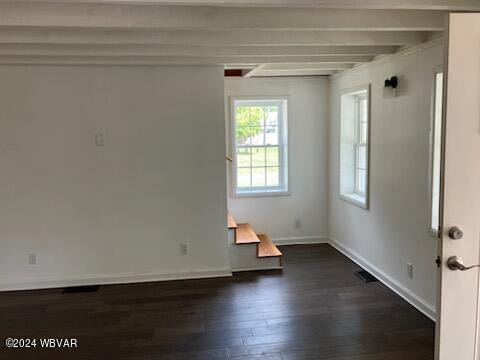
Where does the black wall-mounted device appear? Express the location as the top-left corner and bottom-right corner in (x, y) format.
(385, 76), (398, 89)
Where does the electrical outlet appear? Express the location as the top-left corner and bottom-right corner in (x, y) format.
(28, 253), (37, 265)
(294, 219), (301, 228)
(180, 243), (188, 256)
(95, 132), (105, 147)
(407, 263), (413, 279)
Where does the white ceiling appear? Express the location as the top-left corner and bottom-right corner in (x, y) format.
(0, 0), (475, 76)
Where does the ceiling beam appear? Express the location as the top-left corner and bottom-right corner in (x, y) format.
(255, 69), (337, 76)
(5, 0), (479, 11)
(0, 29), (428, 46)
(225, 64), (255, 69)
(0, 54), (373, 65)
(263, 63), (353, 70)
(0, 43), (398, 57)
(242, 64), (266, 78)
(0, 3), (446, 31)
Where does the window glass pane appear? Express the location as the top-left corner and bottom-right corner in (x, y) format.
(236, 106), (252, 127)
(252, 167), (266, 187)
(266, 147), (279, 166)
(250, 106), (265, 127)
(357, 169), (366, 194)
(237, 168), (251, 188)
(236, 126), (252, 145)
(251, 126), (266, 146)
(357, 100), (364, 123)
(265, 126), (279, 145)
(266, 106), (279, 126)
(360, 122), (368, 144)
(362, 99), (368, 122)
(251, 147), (266, 167)
(267, 167), (279, 186)
(357, 146), (367, 170)
(236, 147), (251, 168)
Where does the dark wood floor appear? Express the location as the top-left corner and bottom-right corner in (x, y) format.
(0, 244), (435, 360)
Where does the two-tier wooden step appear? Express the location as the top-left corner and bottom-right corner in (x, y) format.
(227, 214), (283, 271)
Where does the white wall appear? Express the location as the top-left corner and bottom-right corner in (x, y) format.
(225, 77), (329, 244)
(328, 41), (442, 319)
(0, 65), (229, 290)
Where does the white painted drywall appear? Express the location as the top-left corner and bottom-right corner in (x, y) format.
(328, 42), (442, 316)
(225, 77), (329, 244)
(0, 65), (229, 290)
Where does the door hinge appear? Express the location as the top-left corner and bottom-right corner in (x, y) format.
(436, 256), (442, 268)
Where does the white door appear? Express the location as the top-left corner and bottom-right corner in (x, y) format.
(436, 13), (480, 360)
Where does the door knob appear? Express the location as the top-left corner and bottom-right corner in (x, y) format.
(448, 226), (464, 240)
(447, 256), (480, 271)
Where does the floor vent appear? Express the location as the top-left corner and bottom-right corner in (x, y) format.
(62, 285), (99, 294)
(354, 270), (378, 283)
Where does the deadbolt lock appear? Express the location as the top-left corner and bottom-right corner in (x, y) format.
(448, 226), (463, 240)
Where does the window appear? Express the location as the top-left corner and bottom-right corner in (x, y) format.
(340, 85), (370, 208)
(430, 72), (443, 234)
(231, 98), (288, 196)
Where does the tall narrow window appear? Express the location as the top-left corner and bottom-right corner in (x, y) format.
(430, 72), (443, 234)
(340, 85), (370, 209)
(231, 98), (288, 196)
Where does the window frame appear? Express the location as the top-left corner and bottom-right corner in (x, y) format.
(339, 84), (371, 209)
(230, 96), (289, 198)
(428, 69), (444, 237)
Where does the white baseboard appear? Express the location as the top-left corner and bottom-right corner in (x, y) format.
(328, 237), (437, 322)
(272, 236), (329, 246)
(0, 268), (233, 292)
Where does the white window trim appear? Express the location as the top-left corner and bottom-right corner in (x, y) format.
(339, 84), (371, 210)
(230, 96), (290, 198)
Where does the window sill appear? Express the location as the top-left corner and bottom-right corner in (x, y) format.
(234, 190), (290, 198)
(340, 192), (368, 209)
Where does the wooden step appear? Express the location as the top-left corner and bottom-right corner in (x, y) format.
(257, 234), (283, 258)
(227, 211), (237, 229)
(236, 223), (260, 245)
